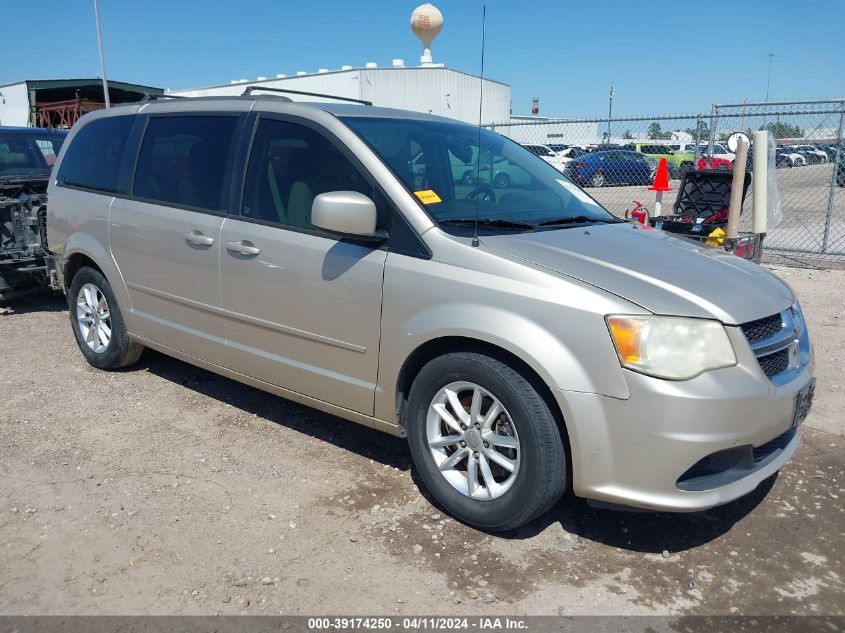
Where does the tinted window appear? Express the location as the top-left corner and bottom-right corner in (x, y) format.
(242, 119), (372, 229)
(57, 116), (133, 192)
(134, 116), (237, 210)
(0, 132), (64, 177)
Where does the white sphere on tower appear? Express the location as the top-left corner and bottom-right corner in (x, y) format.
(411, 3), (443, 66)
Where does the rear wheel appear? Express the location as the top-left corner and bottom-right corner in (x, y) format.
(590, 171), (606, 187)
(462, 171), (476, 186)
(69, 267), (143, 370)
(405, 352), (567, 532)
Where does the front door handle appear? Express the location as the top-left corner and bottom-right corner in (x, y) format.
(226, 240), (260, 256)
(185, 230), (214, 246)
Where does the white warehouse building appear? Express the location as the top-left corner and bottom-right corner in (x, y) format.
(167, 63), (511, 125)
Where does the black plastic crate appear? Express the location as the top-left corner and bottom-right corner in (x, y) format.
(672, 169), (751, 219)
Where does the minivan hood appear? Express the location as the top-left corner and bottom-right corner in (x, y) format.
(481, 223), (793, 325)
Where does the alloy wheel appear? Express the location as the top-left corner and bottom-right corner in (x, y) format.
(426, 381), (521, 500)
(76, 283), (112, 353)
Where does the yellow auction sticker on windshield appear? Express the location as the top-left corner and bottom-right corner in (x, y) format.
(414, 189), (442, 205)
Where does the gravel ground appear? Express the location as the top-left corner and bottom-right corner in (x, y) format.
(0, 266), (843, 616)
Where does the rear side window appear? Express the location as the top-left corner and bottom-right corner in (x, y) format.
(57, 116), (134, 192)
(133, 116), (237, 211)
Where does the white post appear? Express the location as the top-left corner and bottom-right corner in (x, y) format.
(653, 190), (663, 217)
(726, 138), (748, 239)
(752, 130), (768, 234)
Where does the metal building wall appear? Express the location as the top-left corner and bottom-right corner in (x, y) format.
(358, 68), (510, 124)
(169, 67), (510, 125)
(0, 82), (32, 127)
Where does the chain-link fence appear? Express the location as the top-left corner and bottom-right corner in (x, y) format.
(486, 99), (845, 268)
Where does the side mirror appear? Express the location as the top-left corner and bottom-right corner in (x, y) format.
(311, 191), (387, 242)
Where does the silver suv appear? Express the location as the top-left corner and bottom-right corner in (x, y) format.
(47, 98), (815, 531)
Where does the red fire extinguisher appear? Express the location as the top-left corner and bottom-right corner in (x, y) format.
(625, 200), (649, 225)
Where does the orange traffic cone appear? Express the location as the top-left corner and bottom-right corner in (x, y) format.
(649, 158), (671, 192)
(648, 157), (672, 217)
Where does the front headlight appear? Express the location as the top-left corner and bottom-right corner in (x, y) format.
(606, 315), (736, 380)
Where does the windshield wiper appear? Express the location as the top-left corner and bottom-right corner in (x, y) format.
(537, 215), (624, 227)
(439, 218), (536, 230)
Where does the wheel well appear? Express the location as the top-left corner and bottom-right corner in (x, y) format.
(63, 254), (103, 290)
(396, 336), (573, 482)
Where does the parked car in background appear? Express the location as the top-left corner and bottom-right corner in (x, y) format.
(624, 142), (695, 173)
(820, 144), (839, 161)
(700, 143), (735, 162)
(0, 126), (67, 298)
(697, 155), (734, 171)
(642, 154), (680, 180)
(558, 146), (588, 160)
(522, 144), (567, 171)
(785, 144), (828, 164)
(777, 148), (807, 167)
(546, 144), (569, 153)
(446, 148), (532, 189)
(565, 149), (653, 187)
(549, 146), (590, 165)
(746, 147), (801, 172)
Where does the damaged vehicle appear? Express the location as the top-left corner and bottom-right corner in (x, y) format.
(0, 126), (67, 299)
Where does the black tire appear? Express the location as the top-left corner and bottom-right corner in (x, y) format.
(461, 171), (476, 186)
(68, 266), (144, 370)
(590, 171), (605, 187)
(405, 352), (567, 532)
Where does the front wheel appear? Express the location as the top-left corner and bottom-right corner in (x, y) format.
(405, 352), (567, 532)
(590, 171), (606, 187)
(69, 267), (144, 370)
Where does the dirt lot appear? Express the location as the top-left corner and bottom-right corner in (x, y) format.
(1, 267), (843, 616)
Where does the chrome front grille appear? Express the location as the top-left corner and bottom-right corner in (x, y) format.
(739, 305), (808, 385)
(740, 313), (785, 345)
(757, 348), (790, 378)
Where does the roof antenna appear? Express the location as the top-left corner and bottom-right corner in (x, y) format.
(472, 4), (486, 248)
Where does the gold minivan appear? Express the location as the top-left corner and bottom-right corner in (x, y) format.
(47, 97), (814, 531)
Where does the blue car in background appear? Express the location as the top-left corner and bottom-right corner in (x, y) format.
(563, 149), (653, 188)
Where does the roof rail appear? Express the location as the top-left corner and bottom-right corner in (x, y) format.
(137, 93), (190, 102)
(241, 85), (372, 106)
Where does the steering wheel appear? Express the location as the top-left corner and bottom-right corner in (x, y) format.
(465, 185), (496, 203)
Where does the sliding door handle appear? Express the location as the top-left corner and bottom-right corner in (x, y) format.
(185, 230), (214, 246)
(226, 240), (260, 256)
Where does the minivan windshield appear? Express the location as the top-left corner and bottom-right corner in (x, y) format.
(343, 117), (616, 233)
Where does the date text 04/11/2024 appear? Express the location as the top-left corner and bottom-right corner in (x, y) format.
(306, 617), (528, 630)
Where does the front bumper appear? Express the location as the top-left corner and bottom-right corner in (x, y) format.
(554, 336), (815, 512)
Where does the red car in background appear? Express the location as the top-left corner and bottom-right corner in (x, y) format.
(697, 156), (733, 170)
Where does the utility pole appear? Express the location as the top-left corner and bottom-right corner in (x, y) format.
(93, 0), (111, 108)
(765, 53), (774, 102)
(607, 85), (614, 145)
